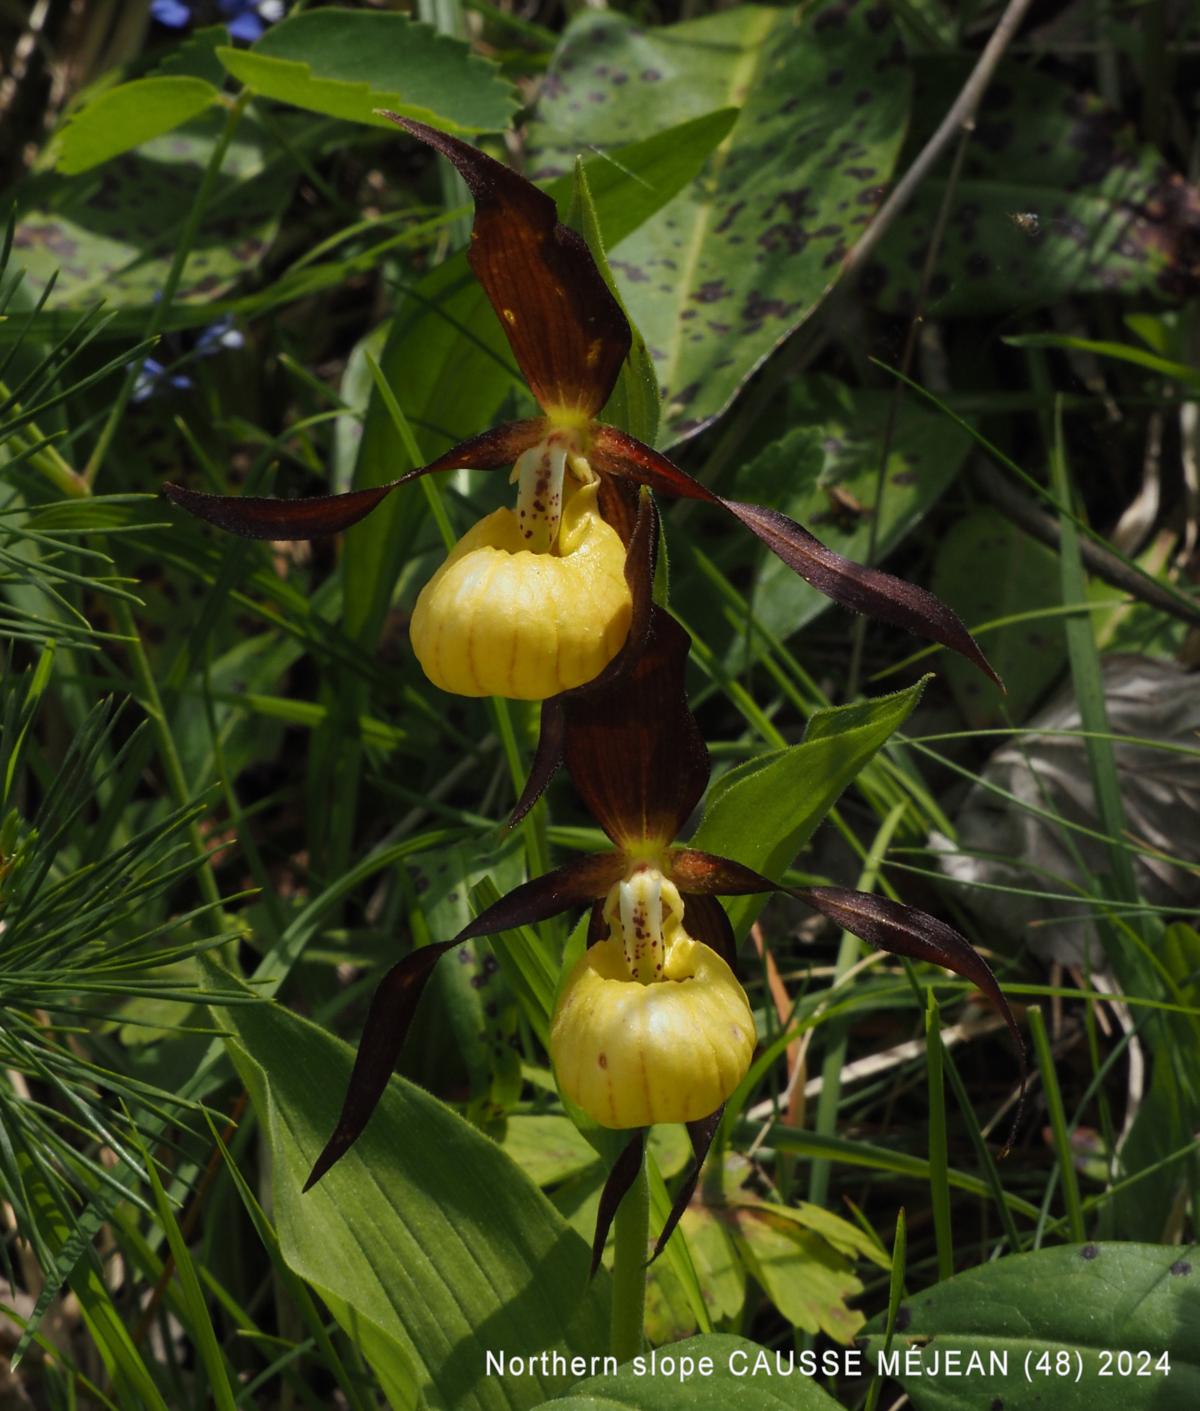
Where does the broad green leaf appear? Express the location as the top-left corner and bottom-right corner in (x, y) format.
(730, 378), (970, 642)
(870, 61), (1200, 314)
(860, 1242), (1200, 1411)
(532, 1333), (845, 1408)
(14, 110), (294, 311)
(527, 2), (912, 442)
(343, 107), (740, 646)
(218, 9), (517, 134)
(930, 510), (1067, 727)
(216, 989), (608, 1411)
(53, 76), (220, 174)
(690, 680), (927, 937)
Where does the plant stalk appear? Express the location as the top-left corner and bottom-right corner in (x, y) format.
(609, 1155), (649, 1363)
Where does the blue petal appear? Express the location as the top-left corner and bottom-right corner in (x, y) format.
(150, 0), (192, 27)
(226, 12), (264, 41)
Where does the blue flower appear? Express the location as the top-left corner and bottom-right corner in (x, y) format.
(132, 357), (194, 404)
(196, 314), (245, 355)
(219, 0), (286, 43)
(150, 0), (193, 27)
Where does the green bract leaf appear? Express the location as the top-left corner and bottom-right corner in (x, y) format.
(54, 77), (221, 174)
(217, 990), (609, 1411)
(527, 2), (912, 442)
(860, 1242), (1200, 1411)
(690, 679), (927, 937)
(217, 8), (517, 134)
(531, 1333), (845, 1408)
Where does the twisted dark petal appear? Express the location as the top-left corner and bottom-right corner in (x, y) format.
(162, 479), (400, 540)
(650, 1106), (724, 1265)
(591, 1128), (646, 1278)
(590, 425), (1002, 689)
(163, 421), (542, 542)
(793, 884), (1027, 1148)
(508, 490), (659, 829)
(670, 851), (1025, 1148)
(679, 892), (738, 972)
(305, 851), (624, 1189)
(509, 697), (565, 828)
(387, 116), (631, 418)
(670, 848), (776, 897)
(563, 606), (709, 851)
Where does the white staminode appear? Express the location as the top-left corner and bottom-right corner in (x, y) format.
(611, 868), (684, 984)
(512, 435), (571, 553)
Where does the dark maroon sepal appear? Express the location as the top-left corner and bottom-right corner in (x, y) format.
(162, 479), (401, 540)
(508, 491), (659, 829)
(590, 426), (1001, 689)
(386, 116), (631, 419)
(305, 851), (624, 1189)
(794, 884), (1026, 1145)
(563, 606), (708, 851)
(590, 1128), (646, 1278)
(649, 1105), (724, 1265)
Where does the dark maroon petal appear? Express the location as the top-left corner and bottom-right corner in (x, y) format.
(563, 606), (709, 851)
(305, 852), (623, 1188)
(650, 1106), (724, 1265)
(670, 848), (776, 898)
(162, 479), (400, 540)
(395, 418), (546, 482)
(387, 116), (631, 419)
(591, 425), (1001, 689)
(794, 884), (1027, 1144)
(509, 697), (565, 828)
(671, 853), (1025, 1147)
(679, 892), (738, 972)
(303, 942), (452, 1190)
(591, 1128), (646, 1278)
(164, 421), (542, 542)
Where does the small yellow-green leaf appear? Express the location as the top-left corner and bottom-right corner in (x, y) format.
(55, 76), (220, 174)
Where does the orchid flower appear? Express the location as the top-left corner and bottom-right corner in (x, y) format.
(304, 607), (1024, 1270)
(164, 118), (999, 716)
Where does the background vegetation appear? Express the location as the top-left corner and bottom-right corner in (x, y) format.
(1, 0), (1198, 1407)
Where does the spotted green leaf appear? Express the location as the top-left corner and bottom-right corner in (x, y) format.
(53, 76), (221, 175)
(526, 2), (911, 443)
(865, 61), (1200, 314)
(14, 111), (293, 311)
(218, 8), (517, 134)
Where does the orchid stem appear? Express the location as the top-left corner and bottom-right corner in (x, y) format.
(609, 1153), (649, 1363)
